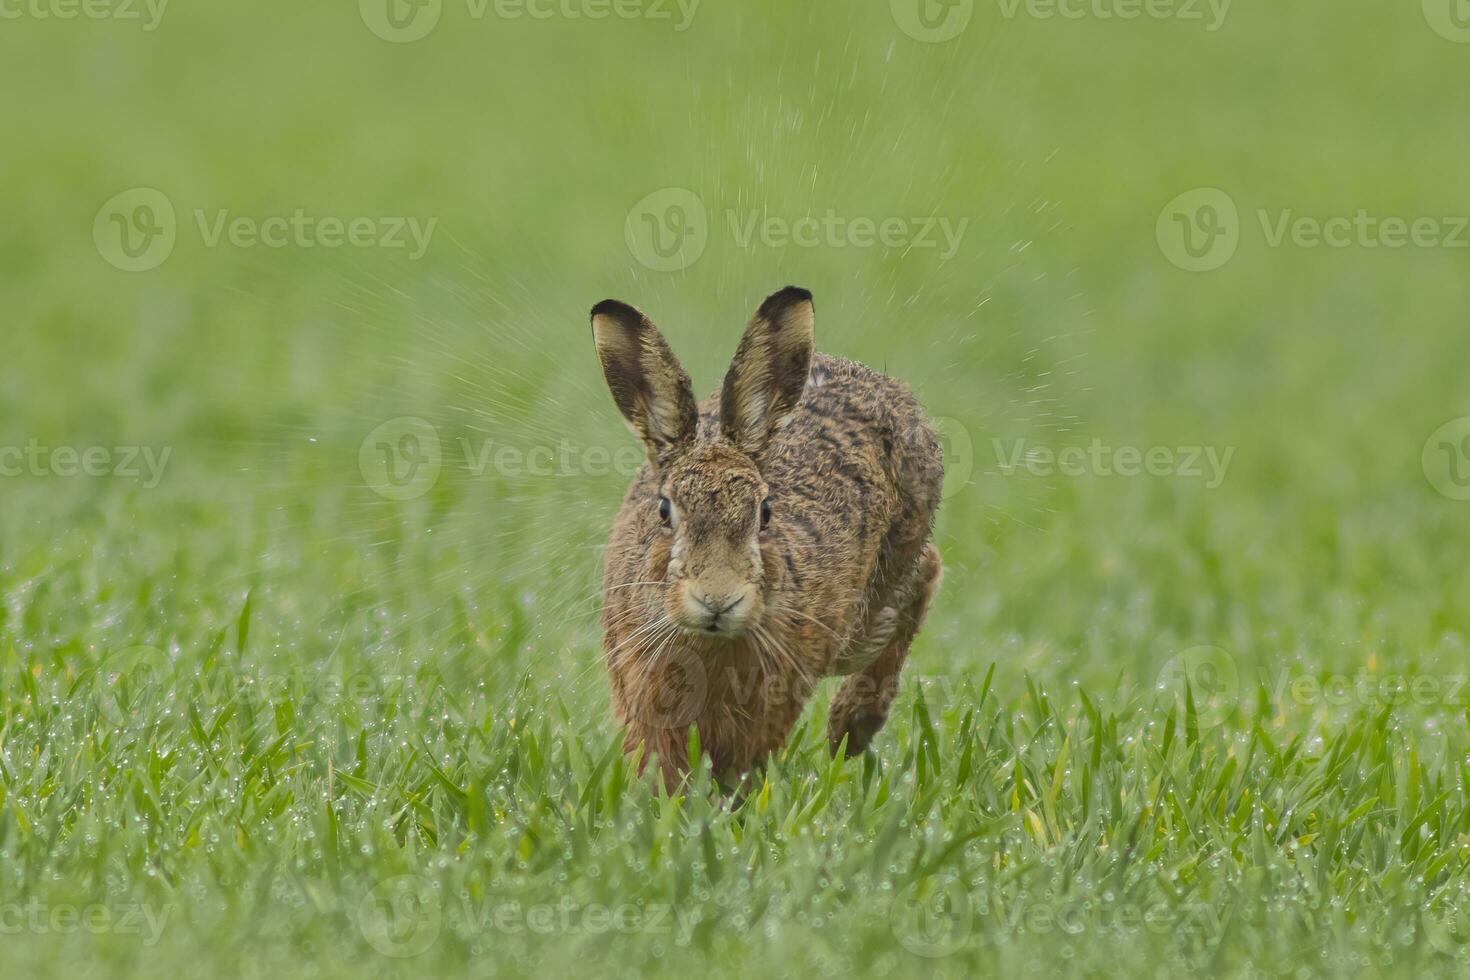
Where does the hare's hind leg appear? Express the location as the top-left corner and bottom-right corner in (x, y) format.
(827, 543), (942, 757)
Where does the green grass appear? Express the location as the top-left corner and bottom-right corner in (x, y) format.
(3, 0), (1470, 976)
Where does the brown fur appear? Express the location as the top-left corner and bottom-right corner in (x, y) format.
(591, 287), (944, 790)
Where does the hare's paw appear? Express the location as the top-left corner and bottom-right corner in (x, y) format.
(827, 696), (888, 758)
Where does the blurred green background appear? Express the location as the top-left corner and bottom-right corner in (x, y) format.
(2, 0), (1469, 976)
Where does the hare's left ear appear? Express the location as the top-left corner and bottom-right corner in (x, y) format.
(720, 286), (815, 460)
(591, 299), (699, 469)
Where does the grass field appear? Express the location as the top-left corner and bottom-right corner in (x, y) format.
(3, 1), (1470, 976)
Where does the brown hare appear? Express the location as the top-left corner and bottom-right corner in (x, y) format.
(592, 286), (944, 790)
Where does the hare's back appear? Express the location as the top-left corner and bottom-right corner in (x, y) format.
(760, 354), (942, 529)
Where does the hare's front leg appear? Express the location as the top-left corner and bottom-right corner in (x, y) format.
(621, 722), (693, 793)
(827, 543), (942, 757)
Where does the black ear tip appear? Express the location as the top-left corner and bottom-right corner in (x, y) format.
(759, 286), (814, 320)
(591, 299), (643, 326)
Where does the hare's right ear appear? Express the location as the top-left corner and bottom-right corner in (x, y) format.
(591, 300), (699, 467)
(720, 286), (815, 460)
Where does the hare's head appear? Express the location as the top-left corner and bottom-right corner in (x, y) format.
(592, 287), (815, 638)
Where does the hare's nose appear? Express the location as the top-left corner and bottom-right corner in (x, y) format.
(694, 593), (740, 617)
(678, 583), (753, 635)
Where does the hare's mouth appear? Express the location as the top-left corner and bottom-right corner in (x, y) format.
(677, 611), (751, 640)
(673, 587), (757, 638)
(690, 618), (749, 640)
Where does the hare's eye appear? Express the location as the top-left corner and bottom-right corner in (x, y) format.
(658, 496), (673, 527)
(760, 498), (772, 530)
